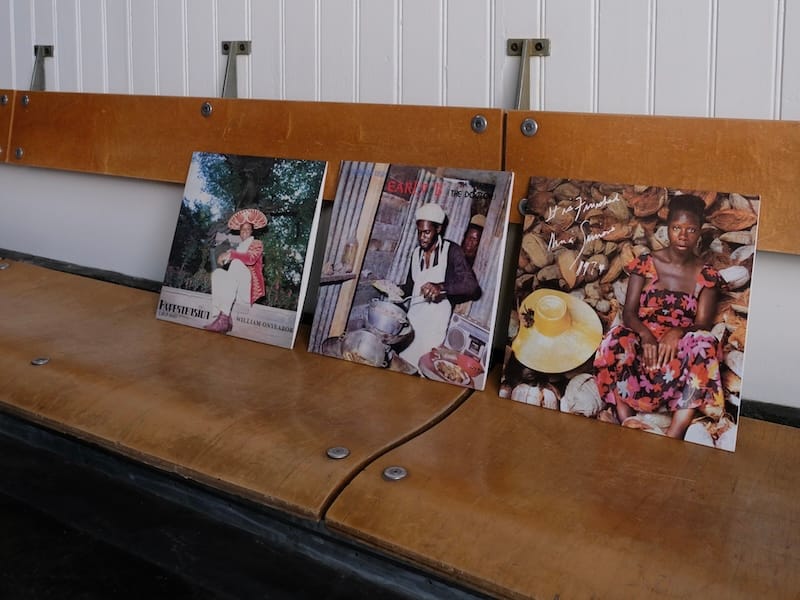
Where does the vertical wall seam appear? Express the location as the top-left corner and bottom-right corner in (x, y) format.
(316, 0), (321, 101)
(773, 0), (786, 119)
(487, 0), (494, 107)
(29, 0), (35, 89)
(592, 0), (599, 112)
(707, 0), (719, 117)
(245, 0), (252, 98)
(152, 0), (159, 95)
(647, 0), (657, 115)
(75, 0), (82, 91)
(396, 0), (402, 103)
(181, 0), (188, 96)
(279, 0), (285, 100)
(212, 0), (219, 97)
(539, 0), (546, 111)
(354, 0), (360, 102)
(8, 0), (16, 88)
(441, 0), (447, 105)
(126, 0), (133, 93)
(51, 0), (60, 90)
(101, 0), (109, 92)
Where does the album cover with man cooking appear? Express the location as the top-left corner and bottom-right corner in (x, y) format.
(500, 176), (759, 451)
(308, 162), (513, 390)
(157, 152), (327, 348)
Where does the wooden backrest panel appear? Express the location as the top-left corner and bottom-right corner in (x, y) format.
(0, 90), (14, 162)
(0, 260), (468, 520)
(7, 91), (504, 200)
(327, 367), (800, 599)
(505, 111), (800, 255)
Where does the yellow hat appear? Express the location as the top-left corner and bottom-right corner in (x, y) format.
(511, 289), (603, 373)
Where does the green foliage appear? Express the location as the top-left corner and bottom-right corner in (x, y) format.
(164, 153), (325, 311)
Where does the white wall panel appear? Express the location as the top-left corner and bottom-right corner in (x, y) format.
(542, 0), (596, 112)
(358, 0), (398, 104)
(130, 1), (157, 94)
(106, 0), (130, 93)
(55, 1), (80, 91)
(445, 0), (491, 107)
(597, 0), (651, 114)
(250, 0), (283, 99)
(0, 165), (182, 281)
(782, 0), (799, 119)
(0, 2), (14, 87)
(155, 0), (186, 96)
(12, 0), (33, 91)
(185, 0), (216, 97)
(493, 0), (542, 109)
(33, 0), (56, 88)
(401, 0), (444, 105)
(79, 0), (107, 92)
(284, 0), (318, 100)
(715, 1), (780, 118)
(320, 0), (356, 102)
(653, 0), (712, 117)
(217, 0), (249, 98)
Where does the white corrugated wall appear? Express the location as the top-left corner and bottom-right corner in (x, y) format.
(1, 0), (797, 117)
(0, 0), (798, 408)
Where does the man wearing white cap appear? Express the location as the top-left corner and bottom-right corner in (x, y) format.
(399, 202), (480, 368)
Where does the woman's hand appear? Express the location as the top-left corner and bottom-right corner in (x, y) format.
(640, 330), (659, 371)
(656, 327), (685, 369)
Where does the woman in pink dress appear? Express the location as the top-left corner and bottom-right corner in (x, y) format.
(593, 194), (725, 439)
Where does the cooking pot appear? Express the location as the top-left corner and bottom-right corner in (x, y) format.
(367, 298), (408, 336)
(341, 329), (390, 368)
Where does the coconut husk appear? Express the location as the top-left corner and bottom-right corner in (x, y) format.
(708, 209), (758, 232)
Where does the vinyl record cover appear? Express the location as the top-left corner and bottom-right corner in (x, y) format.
(501, 177), (759, 451)
(157, 152), (327, 348)
(309, 162), (513, 390)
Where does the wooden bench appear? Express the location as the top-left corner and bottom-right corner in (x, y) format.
(330, 111), (800, 597)
(328, 366), (800, 599)
(1, 90), (799, 597)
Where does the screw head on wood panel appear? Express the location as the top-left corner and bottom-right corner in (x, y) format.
(382, 466), (408, 481)
(30, 357), (50, 366)
(200, 101), (213, 117)
(326, 446), (350, 460)
(520, 118), (538, 137)
(14, 147), (23, 160)
(0, 94), (7, 105)
(21, 95), (30, 107)
(471, 114), (488, 134)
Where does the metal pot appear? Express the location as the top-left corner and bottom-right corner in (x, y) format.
(341, 329), (390, 368)
(367, 298), (408, 336)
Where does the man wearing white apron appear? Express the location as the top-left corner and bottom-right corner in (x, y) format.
(399, 203), (480, 369)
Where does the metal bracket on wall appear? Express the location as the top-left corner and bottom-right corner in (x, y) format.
(220, 41), (251, 98)
(506, 38), (550, 111)
(30, 45), (54, 91)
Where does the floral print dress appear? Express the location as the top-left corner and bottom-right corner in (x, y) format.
(593, 254), (725, 414)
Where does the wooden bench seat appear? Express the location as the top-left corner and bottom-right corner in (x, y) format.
(327, 366), (800, 599)
(0, 260), (469, 520)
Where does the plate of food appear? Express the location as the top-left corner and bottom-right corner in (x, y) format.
(371, 279), (405, 303)
(418, 352), (472, 387)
